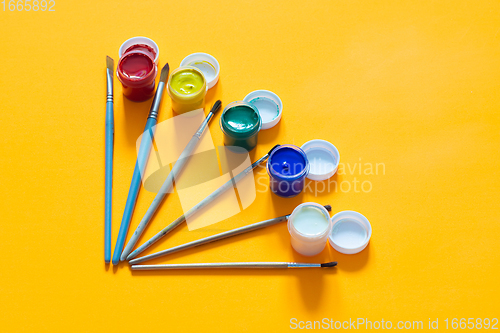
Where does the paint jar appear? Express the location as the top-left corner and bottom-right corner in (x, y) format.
(167, 66), (207, 114)
(220, 101), (262, 152)
(117, 49), (157, 102)
(288, 202), (332, 256)
(267, 145), (309, 197)
(119, 36), (159, 65)
(329, 211), (372, 254)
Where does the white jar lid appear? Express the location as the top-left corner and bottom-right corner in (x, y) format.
(328, 211), (372, 254)
(300, 139), (339, 181)
(119, 36), (159, 65)
(180, 53), (220, 89)
(243, 90), (282, 130)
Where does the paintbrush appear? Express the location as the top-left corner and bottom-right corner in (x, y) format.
(104, 56), (114, 264)
(129, 205), (332, 264)
(111, 63), (170, 265)
(131, 261), (338, 270)
(120, 100), (223, 261)
(126, 144), (281, 261)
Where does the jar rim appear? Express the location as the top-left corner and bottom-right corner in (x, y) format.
(116, 49), (157, 87)
(288, 202), (332, 240)
(266, 144), (310, 180)
(167, 66), (207, 101)
(220, 101), (262, 138)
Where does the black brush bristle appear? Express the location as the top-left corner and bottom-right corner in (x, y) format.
(159, 63), (170, 82)
(324, 205), (332, 212)
(268, 144), (280, 155)
(210, 100), (222, 115)
(321, 261), (338, 268)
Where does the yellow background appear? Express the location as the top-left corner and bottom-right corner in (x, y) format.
(1, 0), (499, 331)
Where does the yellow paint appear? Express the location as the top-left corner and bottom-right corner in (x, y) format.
(169, 68), (204, 95)
(167, 66), (207, 114)
(1, 0), (499, 332)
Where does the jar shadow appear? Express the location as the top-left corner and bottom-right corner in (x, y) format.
(304, 173), (339, 198)
(291, 246), (338, 311)
(122, 95), (154, 147)
(331, 243), (370, 272)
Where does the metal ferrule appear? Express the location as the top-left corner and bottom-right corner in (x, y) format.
(288, 263), (321, 268)
(148, 81), (166, 120)
(194, 112), (213, 138)
(106, 69), (113, 102)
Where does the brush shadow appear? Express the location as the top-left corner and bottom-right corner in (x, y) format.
(130, 267), (328, 278)
(291, 246), (338, 310)
(128, 219), (193, 261)
(334, 243), (370, 272)
(129, 222), (287, 266)
(122, 95), (153, 147)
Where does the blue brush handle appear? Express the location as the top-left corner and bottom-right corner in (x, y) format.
(104, 101), (114, 263)
(112, 117), (157, 265)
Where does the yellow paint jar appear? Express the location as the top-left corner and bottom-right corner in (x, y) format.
(167, 66), (207, 114)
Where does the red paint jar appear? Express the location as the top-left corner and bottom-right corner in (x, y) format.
(117, 49), (157, 102)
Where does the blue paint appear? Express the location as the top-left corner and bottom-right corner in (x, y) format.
(267, 145), (309, 197)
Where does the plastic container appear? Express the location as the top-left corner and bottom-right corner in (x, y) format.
(167, 66), (207, 114)
(180, 53), (220, 89)
(220, 101), (262, 151)
(116, 49), (157, 102)
(119, 36), (159, 65)
(301, 139), (340, 181)
(329, 211), (372, 254)
(288, 202), (333, 256)
(267, 145), (309, 197)
(243, 90), (282, 129)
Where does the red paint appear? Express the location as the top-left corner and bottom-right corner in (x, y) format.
(117, 49), (157, 102)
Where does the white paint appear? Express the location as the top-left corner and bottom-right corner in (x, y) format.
(292, 206), (330, 236)
(288, 203), (332, 256)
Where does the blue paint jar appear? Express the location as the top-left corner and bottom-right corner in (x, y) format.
(267, 145), (309, 197)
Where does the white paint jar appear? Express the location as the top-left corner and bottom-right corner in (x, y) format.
(287, 202), (332, 256)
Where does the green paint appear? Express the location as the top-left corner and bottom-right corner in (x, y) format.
(220, 102), (262, 151)
(170, 68), (204, 95)
(224, 106), (259, 131)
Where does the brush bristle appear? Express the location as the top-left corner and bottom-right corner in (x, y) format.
(106, 56), (114, 71)
(159, 63), (170, 82)
(321, 261), (338, 268)
(324, 205), (332, 212)
(210, 100), (222, 115)
(268, 144), (280, 155)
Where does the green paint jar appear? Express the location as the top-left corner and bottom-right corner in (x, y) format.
(220, 101), (262, 152)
